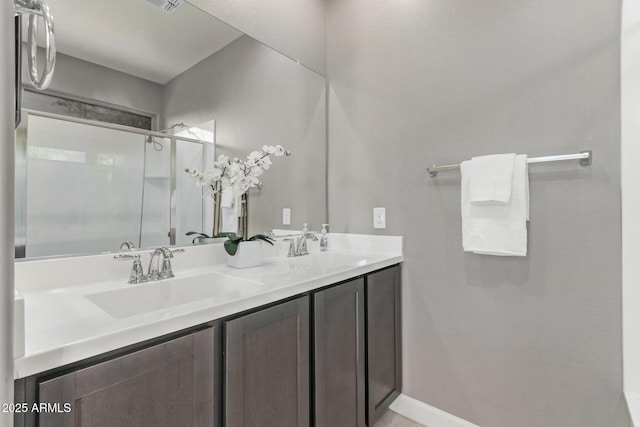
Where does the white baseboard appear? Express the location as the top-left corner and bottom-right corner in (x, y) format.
(390, 394), (480, 427)
(625, 392), (640, 427)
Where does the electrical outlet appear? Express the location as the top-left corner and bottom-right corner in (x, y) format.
(283, 208), (291, 225)
(373, 207), (386, 229)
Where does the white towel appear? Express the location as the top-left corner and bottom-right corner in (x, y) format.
(221, 206), (238, 233)
(461, 154), (529, 256)
(220, 188), (234, 208)
(220, 189), (238, 233)
(469, 153), (516, 204)
(221, 212), (238, 233)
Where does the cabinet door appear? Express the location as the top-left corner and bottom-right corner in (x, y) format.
(314, 278), (366, 427)
(367, 265), (402, 426)
(38, 326), (219, 427)
(225, 296), (310, 427)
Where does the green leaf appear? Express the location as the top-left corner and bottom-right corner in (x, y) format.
(186, 231), (211, 238)
(186, 231), (212, 244)
(248, 234), (275, 246)
(224, 233), (245, 255)
(224, 239), (239, 255)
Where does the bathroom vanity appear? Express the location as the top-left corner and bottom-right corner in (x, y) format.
(12, 234), (402, 427)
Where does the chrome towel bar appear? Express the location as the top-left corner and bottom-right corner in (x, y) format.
(427, 150), (592, 177)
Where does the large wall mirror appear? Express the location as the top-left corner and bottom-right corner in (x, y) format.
(16, 0), (327, 259)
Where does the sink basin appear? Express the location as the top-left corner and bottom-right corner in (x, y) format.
(85, 273), (262, 318)
(238, 251), (377, 284)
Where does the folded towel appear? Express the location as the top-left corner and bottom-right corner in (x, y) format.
(221, 206), (238, 233)
(221, 193), (238, 233)
(220, 188), (234, 208)
(469, 153), (516, 204)
(461, 154), (529, 256)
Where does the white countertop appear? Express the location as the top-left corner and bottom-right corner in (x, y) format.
(14, 233), (403, 379)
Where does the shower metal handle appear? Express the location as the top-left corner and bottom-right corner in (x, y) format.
(15, 16), (22, 128)
(15, 0), (56, 90)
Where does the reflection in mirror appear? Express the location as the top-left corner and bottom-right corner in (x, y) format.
(16, 0), (326, 259)
(15, 111), (213, 258)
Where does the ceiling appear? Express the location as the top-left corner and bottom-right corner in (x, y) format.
(27, 0), (243, 84)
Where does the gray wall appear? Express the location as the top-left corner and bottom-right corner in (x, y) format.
(326, 0), (626, 426)
(1, 4), (14, 427)
(23, 48), (163, 118)
(163, 35), (326, 235)
(188, 0), (326, 76)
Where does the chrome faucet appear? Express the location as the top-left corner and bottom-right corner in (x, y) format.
(296, 232), (318, 255)
(148, 247), (175, 281)
(284, 232), (318, 257)
(114, 247), (184, 284)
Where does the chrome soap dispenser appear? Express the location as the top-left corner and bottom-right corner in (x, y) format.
(320, 224), (329, 251)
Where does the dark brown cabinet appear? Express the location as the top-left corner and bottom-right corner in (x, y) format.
(36, 326), (220, 427)
(367, 265), (402, 426)
(16, 264), (402, 427)
(224, 296), (310, 427)
(314, 278), (366, 427)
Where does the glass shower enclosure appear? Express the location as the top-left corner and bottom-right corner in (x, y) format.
(15, 110), (214, 259)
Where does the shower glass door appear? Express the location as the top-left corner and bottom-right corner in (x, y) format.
(140, 136), (171, 249)
(23, 114), (146, 257)
(16, 111), (213, 259)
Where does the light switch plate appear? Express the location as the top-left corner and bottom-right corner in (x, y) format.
(283, 208), (291, 225)
(373, 207), (386, 229)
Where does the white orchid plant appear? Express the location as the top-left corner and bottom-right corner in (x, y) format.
(185, 145), (289, 253)
(185, 144), (289, 198)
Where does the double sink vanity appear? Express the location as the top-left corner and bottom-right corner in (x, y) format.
(13, 234), (403, 427)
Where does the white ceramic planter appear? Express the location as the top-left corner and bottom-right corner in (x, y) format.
(227, 240), (262, 269)
(14, 290), (24, 359)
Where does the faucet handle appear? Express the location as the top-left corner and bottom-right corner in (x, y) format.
(114, 253), (140, 261)
(114, 254), (146, 284)
(160, 258), (174, 279)
(129, 258), (147, 284)
(283, 238), (296, 257)
(159, 248), (184, 279)
(161, 247), (173, 259)
(299, 237), (313, 255)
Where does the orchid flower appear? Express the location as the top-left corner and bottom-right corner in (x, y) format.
(186, 145), (289, 197)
